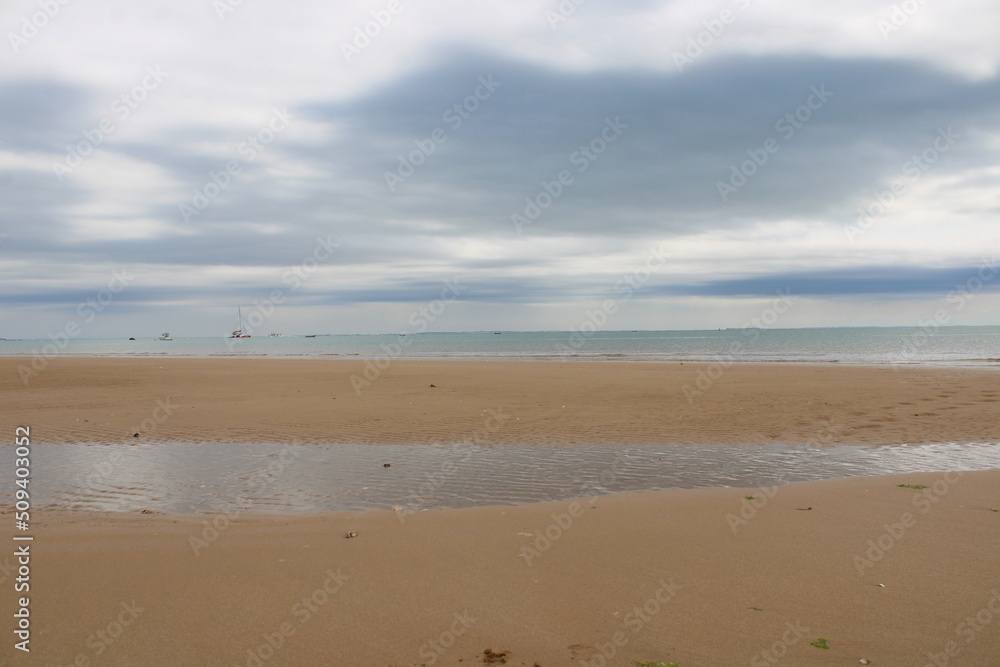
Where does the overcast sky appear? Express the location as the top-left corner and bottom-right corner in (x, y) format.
(2, 0), (999, 338)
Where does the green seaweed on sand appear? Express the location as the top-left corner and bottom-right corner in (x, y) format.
(810, 638), (830, 649)
(748, 607), (764, 611)
(632, 662), (679, 667)
(745, 496), (756, 500)
(898, 484), (927, 489)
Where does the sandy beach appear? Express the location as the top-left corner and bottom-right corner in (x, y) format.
(3, 357), (1000, 446)
(5, 472), (1000, 666)
(2, 358), (999, 666)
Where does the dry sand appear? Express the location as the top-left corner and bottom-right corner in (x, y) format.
(2, 357), (1000, 445)
(2, 358), (999, 666)
(7, 472), (1000, 666)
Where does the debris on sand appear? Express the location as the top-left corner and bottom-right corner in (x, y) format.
(483, 648), (509, 664)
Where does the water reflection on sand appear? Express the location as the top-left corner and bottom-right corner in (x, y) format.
(6, 440), (998, 514)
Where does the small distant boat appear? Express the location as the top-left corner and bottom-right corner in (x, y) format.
(305, 334), (317, 338)
(159, 332), (173, 341)
(229, 307), (251, 338)
(269, 332), (282, 337)
(128, 337), (136, 341)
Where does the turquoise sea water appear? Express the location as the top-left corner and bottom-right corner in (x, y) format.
(2, 326), (999, 365)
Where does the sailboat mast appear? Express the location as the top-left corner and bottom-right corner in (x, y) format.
(230, 306), (250, 337)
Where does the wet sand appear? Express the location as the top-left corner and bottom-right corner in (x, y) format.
(2, 358), (999, 665)
(2, 357), (1000, 445)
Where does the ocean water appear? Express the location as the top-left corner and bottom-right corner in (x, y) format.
(2, 326), (1000, 366)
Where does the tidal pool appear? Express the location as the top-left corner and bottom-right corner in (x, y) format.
(4, 441), (998, 514)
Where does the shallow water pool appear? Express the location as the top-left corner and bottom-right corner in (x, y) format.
(3, 441), (998, 513)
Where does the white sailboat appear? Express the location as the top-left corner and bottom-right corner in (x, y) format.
(229, 307), (251, 338)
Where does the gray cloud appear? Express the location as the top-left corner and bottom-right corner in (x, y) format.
(0, 79), (94, 152)
(296, 51), (998, 235)
(10, 52), (994, 265)
(2, 12), (999, 336)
